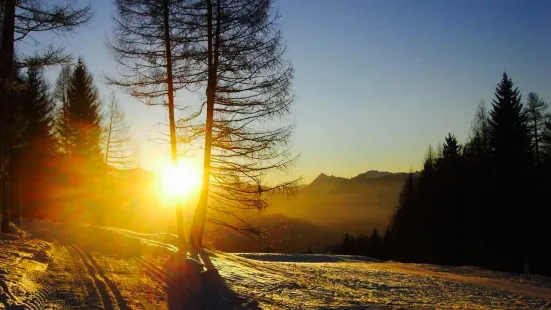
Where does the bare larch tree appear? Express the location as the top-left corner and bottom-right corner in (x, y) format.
(103, 95), (133, 168)
(525, 92), (547, 166)
(54, 64), (73, 157)
(108, 0), (197, 249)
(181, 0), (300, 247)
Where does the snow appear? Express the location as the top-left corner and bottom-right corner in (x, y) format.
(0, 229), (54, 309)
(1, 219), (551, 309)
(234, 253), (380, 263)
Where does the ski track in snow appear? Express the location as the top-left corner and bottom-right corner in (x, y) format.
(1, 220), (551, 309)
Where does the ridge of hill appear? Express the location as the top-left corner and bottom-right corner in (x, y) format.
(267, 170), (410, 236)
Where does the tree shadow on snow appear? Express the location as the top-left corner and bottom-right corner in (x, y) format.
(165, 249), (261, 310)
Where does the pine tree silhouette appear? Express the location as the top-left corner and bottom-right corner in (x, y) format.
(66, 58), (103, 164)
(487, 72), (532, 271)
(369, 228), (383, 259)
(488, 72), (532, 174)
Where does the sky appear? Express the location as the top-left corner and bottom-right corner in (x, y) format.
(17, 0), (551, 184)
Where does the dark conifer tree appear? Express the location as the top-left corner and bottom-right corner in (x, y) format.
(386, 74), (551, 274)
(382, 226), (391, 260)
(487, 72), (532, 271)
(369, 228), (383, 259)
(66, 58), (102, 165)
(20, 66), (56, 155)
(12, 65), (56, 213)
(488, 73), (532, 173)
(463, 101), (493, 265)
(439, 134), (464, 264)
(388, 170), (417, 261)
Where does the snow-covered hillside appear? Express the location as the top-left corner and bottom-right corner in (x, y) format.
(1, 220), (551, 309)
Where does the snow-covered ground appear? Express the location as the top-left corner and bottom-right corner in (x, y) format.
(1, 220), (551, 309)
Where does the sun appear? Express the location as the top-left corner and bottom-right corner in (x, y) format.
(160, 160), (201, 200)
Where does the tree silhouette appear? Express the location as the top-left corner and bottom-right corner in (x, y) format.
(10, 65), (56, 216)
(54, 65), (73, 158)
(1, 0), (91, 232)
(487, 72), (532, 270)
(369, 228), (383, 259)
(185, 0), (299, 248)
(21, 66), (56, 153)
(108, 0), (193, 249)
(542, 114), (551, 165)
(66, 58), (103, 164)
(386, 72), (551, 275)
(525, 92), (547, 166)
(103, 95), (133, 168)
(488, 72), (532, 174)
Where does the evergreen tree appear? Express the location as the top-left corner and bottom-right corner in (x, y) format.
(1, 67), (26, 232)
(340, 233), (358, 254)
(382, 226), (391, 260)
(20, 66), (56, 155)
(66, 58), (102, 164)
(439, 134), (464, 264)
(488, 72), (532, 174)
(441, 134), (462, 167)
(388, 171), (417, 261)
(487, 72), (532, 271)
(11, 66), (56, 213)
(369, 228), (383, 259)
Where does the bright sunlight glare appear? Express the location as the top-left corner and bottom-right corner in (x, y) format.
(160, 161), (201, 200)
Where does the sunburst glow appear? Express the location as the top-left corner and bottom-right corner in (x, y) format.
(160, 160), (201, 200)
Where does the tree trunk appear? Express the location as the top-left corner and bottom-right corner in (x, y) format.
(162, 0), (185, 250)
(64, 93), (69, 159)
(534, 116), (540, 166)
(1, 179), (10, 233)
(189, 0), (219, 248)
(19, 180), (22, 238)
(0, 0), (15, 233)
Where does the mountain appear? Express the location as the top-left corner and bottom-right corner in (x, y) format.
(352, 170), (407, 180)
(307, 173), (348, 191)
(311, 173), (347, 184)
(267, 170), (409, 236)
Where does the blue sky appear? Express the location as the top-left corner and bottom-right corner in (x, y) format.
(17, 0), (551, 183)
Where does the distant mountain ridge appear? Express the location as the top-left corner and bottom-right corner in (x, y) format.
(267, 169), (410, 238)
(352, 170), (407, 180)
(307, 170), (407, 191)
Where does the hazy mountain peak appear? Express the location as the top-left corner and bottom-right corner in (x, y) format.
(354, 170), (398, 180)
(311, 173), (347, 186)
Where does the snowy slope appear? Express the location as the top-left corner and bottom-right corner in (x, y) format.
(2, 220), (551, 309)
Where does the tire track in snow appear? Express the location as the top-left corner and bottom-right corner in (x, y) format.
(64, 245), (103, 308)
(68, 244), (128, 310)
(77, 246), (129, 310)
(133, 256), (167, 285)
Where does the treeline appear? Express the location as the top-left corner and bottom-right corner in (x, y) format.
(1, 58), (136, 230)
(333, 229), (386, 260)
(384, 72), (551, 275)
